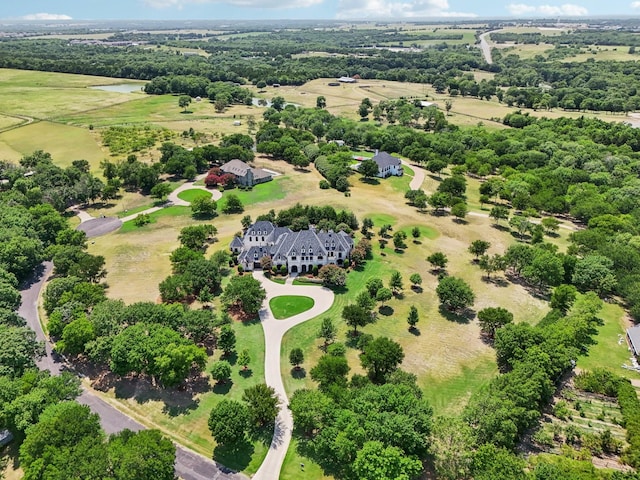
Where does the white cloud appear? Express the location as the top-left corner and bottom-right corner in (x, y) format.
(336, 0), (476, 19)
(21, 13), (72, 20)
(506, 3), (588, 16)
(631, 1), (640, 9)
(143, 0), (322, 8)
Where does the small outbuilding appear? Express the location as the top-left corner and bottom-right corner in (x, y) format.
(627, 325), (640, 357)
(338, 76), (357, 83)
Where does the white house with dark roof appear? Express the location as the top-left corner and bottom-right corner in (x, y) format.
(372, 151), (403, 178)
(219, 159), (272, 187)
(231, 221), (354, 274)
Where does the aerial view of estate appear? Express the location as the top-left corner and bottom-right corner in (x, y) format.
(2, 0), (640, 479)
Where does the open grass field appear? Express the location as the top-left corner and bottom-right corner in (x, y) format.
(0, 121), (107, 170)
(269, 295), (315, 319)
(90, 317), (268, 473)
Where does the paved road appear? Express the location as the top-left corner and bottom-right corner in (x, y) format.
(402, 159), (425, 191)
(251, 272), (335, 480)
(478, 31), (498, 64)
(18, 261), (246, 480)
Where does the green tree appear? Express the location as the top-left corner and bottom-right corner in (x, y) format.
(242, 383), (279, 427)
(365, 277), (383, 297)
(389, 270), (403, 293)
(356, 290), (376, 312)
(541, 217), (560, 235)
(427, 251), (448, 272)
(469, 240), (491, 260)
(572, 254), (617, 296)
(191, 196), (217, 218)
(178, 224), (217, 251)
(210, 360), (232, 384)
(317, 318), (336, 350)
(310, 354), (350, 391)
(0, 326), (45, 378)
(392, 231), (407, 250)
(407, 305), (420, 330)
(221, 275), (266, 315)
(222, 194), (244, 214)
(217, 324), (236, 356)
(57, 316), (95, 355)
(289, 348), (304, 370)
(316, 96), (326, 109)
(409, 273), (422, 289)
(359, 159), (379, 179)
(429, 416), (474, 480)
(289, 388), (333, 435)
(238, 349), (251, 370)
(318, 264), (346, 287)
(477, 307), (514, 339)
(360, 336), (404, 383)
(376, 287), (393, 306)
(352, 441), (422, 480)
(108, 429), (176, 480)
(550, 284), (578, 313)
(490, 205), (509, 225)
(342, 304), (374, 335)
(179, 95), (191, 112)
(208, 400), (249, 446)
(451, 202), (468, 220)
(436, 276), (475, 312)
(150, 182), (172, 201)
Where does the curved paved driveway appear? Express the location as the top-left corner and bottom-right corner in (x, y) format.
(402, 159), (426, 191)
(251, 272), (335, 480)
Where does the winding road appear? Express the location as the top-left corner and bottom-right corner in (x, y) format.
(478, 31), (498, 65)
(251, 272), (335, 480)
(19, 179), (245, 480)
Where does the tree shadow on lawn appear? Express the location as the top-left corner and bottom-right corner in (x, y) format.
(453, 218), (468, 225)
(359, 177), (380, 185)
(291, 367), (306, 379)
(438, 305), (476, 324)
(239, 368), (253, 379)
(481, 276), (510, 288)
(409, 326), (421, 336)
(212, 380), (233, 395)
(222, 351), (238, 366)
(411, 285), (423, 293)
(378, 305), (394, 316)
(106, 373), (206, 417)
(491, 224), (510, 233)
(213, 439), (254, 472)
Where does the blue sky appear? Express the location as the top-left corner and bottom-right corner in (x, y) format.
(3, 1), (640, 21)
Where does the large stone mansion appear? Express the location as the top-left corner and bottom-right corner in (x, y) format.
(230, 221), (354, 274)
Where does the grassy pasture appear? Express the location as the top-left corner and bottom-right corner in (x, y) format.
(0, 121), (107, 170)
(269, 296), (315, 319)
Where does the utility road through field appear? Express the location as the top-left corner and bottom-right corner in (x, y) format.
(252, 272), (335, 480)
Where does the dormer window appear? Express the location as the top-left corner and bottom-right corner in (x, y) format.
(309, 247), (313, 254)
(302, 248), (305, 254)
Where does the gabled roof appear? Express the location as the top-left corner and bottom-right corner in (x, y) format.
(248, 221), (275, 236)
(220, 159), (251, 176)
(372, 151), (401, 169)
(628, 325), (640, 356)
(230, 236), (243, 248)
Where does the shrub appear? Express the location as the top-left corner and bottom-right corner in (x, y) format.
(319, 180), (331, 189)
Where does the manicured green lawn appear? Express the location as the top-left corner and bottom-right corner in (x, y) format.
(577, 299), (640, 381)
(119, 206), (191, 233)
(177, 188), (212, 203)
(222, 177), (288, 207)
(269, 296), (315, 320)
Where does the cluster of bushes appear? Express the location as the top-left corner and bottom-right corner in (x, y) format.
(255, 203), (358, 233)
(144, 75), (253, 105)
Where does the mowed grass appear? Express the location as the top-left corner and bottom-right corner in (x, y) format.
(269, 296), (315, 320)
(221, 174), (290, 207)
(0, 122), (107, 171)
(93, 318), (268, 474)
(0, 68), (146, 120)
(577, 301), (640, 381)
(177, 188), (212, 203)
